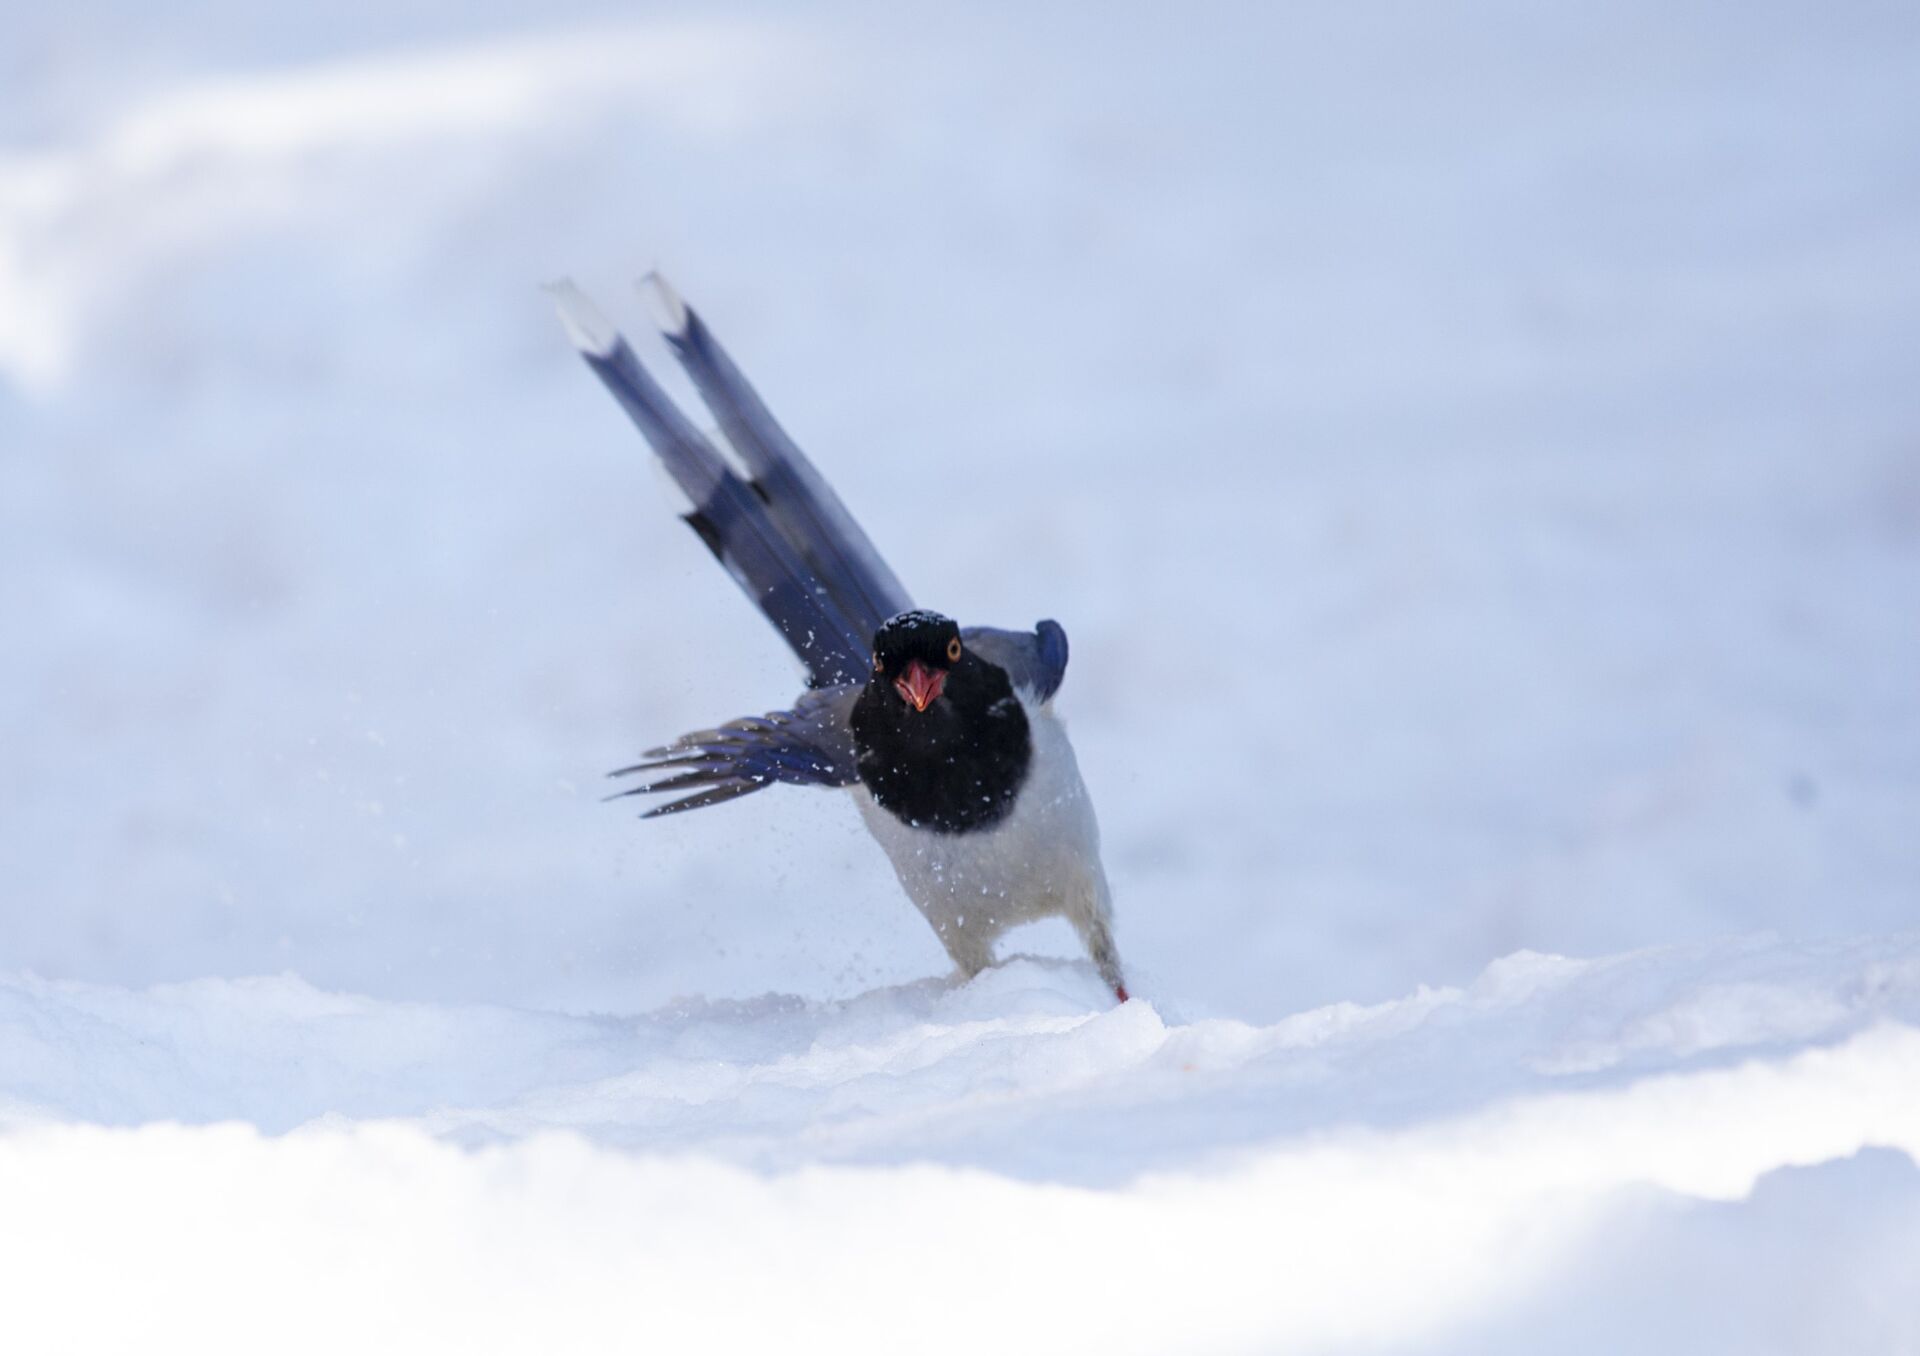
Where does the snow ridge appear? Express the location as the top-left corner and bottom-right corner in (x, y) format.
(3, 937), (1918, 1354)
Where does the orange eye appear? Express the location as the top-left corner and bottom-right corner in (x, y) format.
(946, 637), (962, 663)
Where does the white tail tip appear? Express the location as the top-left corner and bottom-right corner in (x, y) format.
(639, 271), (690, 338)
(544, 279), (619, 357)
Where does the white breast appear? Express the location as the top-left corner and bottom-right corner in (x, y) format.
(850, 693), (1113, 975)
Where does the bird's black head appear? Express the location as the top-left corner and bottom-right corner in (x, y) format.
(851, 609), (1032, 833)
(870, 609), (965, 713)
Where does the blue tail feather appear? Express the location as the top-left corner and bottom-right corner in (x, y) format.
(551, 281), (876, 688)
(643, 273), (912, 639)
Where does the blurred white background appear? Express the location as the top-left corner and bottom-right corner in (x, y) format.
(6, 6), (1920, 1352)
(8, 1), (1916, 1020)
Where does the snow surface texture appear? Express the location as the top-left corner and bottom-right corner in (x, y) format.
(4, 2), (1919, 1351)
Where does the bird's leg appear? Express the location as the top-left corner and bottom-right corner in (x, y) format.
(934, 923), (996, 986)
(1072, 913), (1129, 1004)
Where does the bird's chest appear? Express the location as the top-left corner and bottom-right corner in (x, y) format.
(853, 694), (1031, 835)
(851, 703), (1098, 917)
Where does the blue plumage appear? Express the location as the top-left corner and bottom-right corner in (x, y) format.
(553, 282), (874, 688)
(608, 686), (860, 817)
(551, 279), (1070, 812)
(554, 275), (1125, 999)
(644, 274), (912, 638)
(963, 622), (1070, 704)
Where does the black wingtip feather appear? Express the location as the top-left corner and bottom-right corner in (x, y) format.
(641, 782), (764, 817)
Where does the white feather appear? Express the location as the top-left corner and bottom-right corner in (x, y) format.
(638, 270), (690, 338)
(543, 278), (619, 358)
(849, 694), (1123, 991)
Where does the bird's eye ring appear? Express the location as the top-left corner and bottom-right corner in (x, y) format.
(873, 652), (883, 672)
(946, 637), (962, 663)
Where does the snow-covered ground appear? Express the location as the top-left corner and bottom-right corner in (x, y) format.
(7, 939), (1920, 1351)
(4, 2), (1919, 1350)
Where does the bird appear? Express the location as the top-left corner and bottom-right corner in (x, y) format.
(549, 275), (1128, 1003)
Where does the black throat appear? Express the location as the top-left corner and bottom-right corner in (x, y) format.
(850, 655), (1032, 834)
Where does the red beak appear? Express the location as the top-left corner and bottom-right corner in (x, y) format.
(894, 659), (947, 712)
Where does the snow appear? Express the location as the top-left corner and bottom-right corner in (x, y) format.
(5, 940), (1920, 1351)
(5, 1), (1920, 1350)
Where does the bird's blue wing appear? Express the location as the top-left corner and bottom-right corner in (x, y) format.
(608, 685), (861, 817)
(963, 621), (1070, 703)
(550, 282), (883, 689)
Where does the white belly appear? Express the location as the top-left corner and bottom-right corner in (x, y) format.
(851, 696), (1113, 972)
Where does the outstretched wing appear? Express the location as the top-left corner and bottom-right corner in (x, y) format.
(551, 279), (910, 689)
(963, 620), (1070, 704)
(608, 686), (861, 818)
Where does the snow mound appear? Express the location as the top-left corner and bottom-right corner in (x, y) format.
(3, 935), (1919, 1352)
(7, 936), (1918, 1171)
(6, 3), (1920, 1349)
